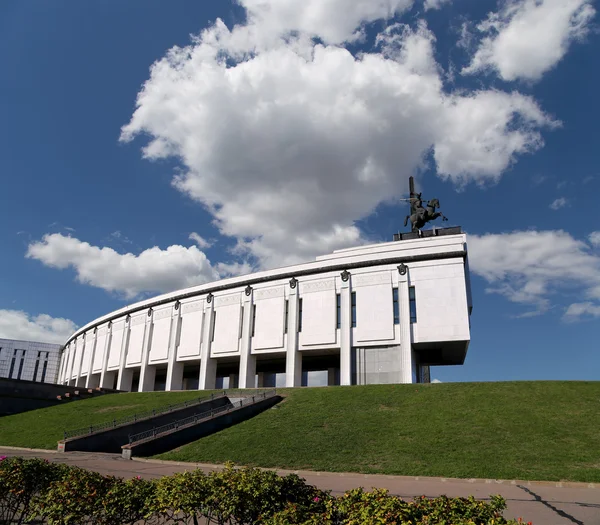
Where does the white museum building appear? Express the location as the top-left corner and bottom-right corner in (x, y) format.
(57, 228), (472, 391)
(0, 339), (62, 384)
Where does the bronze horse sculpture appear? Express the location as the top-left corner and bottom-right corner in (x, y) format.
(404, 196), (448, 234)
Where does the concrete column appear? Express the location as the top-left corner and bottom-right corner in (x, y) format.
(166, 311), (184, 391)
(285, 288), (302, 387)
(58, 351), (65, 384)
(84, 334), (96, 388)
(99, 326), (114, 389)
(138, 315), (155, 392)
(116, 322), (132, 391)
(398, 271), (415, 383)
(238, 294), (256, 389)
(199, 304), (217, 390)
(67, 342), (76, 384)
(340, 279), (352, 386)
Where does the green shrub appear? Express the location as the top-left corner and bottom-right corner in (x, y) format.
(152, 469), (210, 524)
(33, 466), (114, 525)
(0, 456), (71, 524)
(101, 476), (157, 525)
(1, 457), (533, 525)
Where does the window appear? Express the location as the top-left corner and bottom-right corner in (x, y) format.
(298, 298), (303, 332)
(251, 304), (256, 337)
(336, 293), (341, 329)
(16, 352), (25, 380)
(211, 311), (217, 342)
(41, 353), (48, 383)
(9, 349), (17, 378)
(284, 300), (289, 334)
(351, 292), (356, 328)
(33, 351), (41, 382)
(392, 288), (399, 324)
(239, 306), (244, 339)
(409, 286), (417, 323)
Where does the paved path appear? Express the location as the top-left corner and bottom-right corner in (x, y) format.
(1, 447), (598, 525)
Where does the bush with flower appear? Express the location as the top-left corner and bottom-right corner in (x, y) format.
(0, 456), (533, 524)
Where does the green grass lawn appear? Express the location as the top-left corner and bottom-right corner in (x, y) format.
(0, 390), (213, 449)
(1, 382), (598, 482)
(156, 381), (600, 483)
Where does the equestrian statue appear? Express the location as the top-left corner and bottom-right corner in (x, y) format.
(403, 177), (448, 235)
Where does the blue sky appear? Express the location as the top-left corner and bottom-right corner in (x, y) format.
(1, 0), (598, 382)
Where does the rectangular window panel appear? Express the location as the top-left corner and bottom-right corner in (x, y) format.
(298, 298), (303, 332)
(16, 353), (25, 380)
(251, 304), (256, 337)
(126, 318), (146, 366)
(149, 314), (172, 363)
(284, 300), (289, 334)
(92, 329), (108, 373)
(9, 349), (17, 378)
(409, 286), (417, 323)
(351, 292), (357, 328)
(107, 323), (125, 369)
(178, 309), (204, 359)
(33, 352), (41, 382)
(336, 293), (341, 329)
(393, 288), (399, 325)
(253, 296), (285, 350)
(41, 356), (48, 383)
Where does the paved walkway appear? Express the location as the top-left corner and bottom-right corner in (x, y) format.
(1, 447), (598, 525)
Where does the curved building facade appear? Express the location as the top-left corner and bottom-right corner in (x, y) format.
(58, 229), (472, 392)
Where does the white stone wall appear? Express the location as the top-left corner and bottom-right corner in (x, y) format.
(59, 233), (472, 391)
(0, 338), (62, 384)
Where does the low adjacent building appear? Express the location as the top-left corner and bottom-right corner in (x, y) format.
(0, 338), (62, 384)
(58, 228), (472, 391)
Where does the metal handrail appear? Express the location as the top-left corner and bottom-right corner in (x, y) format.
(63, 391), (227, 440)
(127, 389), (276, 445)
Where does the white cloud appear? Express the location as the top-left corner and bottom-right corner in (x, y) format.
(240, 0), (414, 44)
(550, 197), (568, 210)
(424, 0), (451, 10)
(26, 233), (220, 299)
(468, 230), (600, 318)
(463, 0), (596, 82)
(120, 11), (557, 268)
(589, 231), (600, 247)
(564, 302), (600, 321)
(431, 378), (443, 383)
(0, 310), (77, 344)
(215, 261), (254, 277)
(189, 232), (212, 249)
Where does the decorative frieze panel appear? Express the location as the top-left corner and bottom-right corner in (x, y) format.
(97, 325), (108, 337)
(153, 307), (172, 321)
(181, 300), (203, 314)
(353, 272), (391, 287)
(254, 286), (284, 300)
(214, 293), (241, 307)
(130, 314), (146, 327)
(300, 279), (335, 294)
(111, 320), (125, 332)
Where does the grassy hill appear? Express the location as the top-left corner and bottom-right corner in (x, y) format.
(157, 382), (600, 483)
(1, 381), (598, 482)
(0, 390), (211, 450)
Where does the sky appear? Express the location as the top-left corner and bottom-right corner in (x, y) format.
(0, 0), (599, 383)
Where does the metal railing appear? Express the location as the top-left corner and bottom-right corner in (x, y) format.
(63, 392), (227, 440)
(127, 389), (276, 445)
